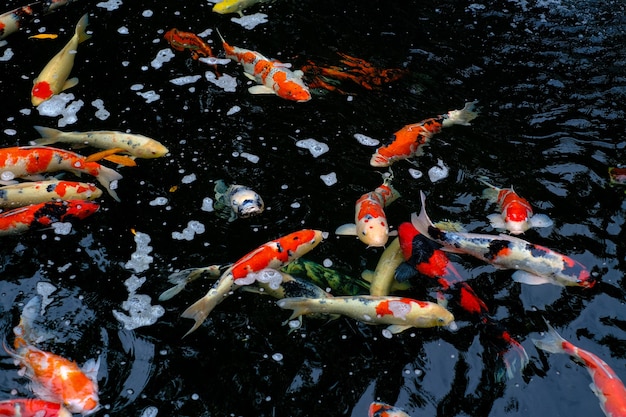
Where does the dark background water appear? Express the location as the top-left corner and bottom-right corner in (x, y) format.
(1, 0), (626, 416)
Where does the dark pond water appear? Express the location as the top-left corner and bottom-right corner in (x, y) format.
(1, 0), (626, 416)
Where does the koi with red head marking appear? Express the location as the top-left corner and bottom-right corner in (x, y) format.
(4, 297), (100, 415)
(533, 320), (626, 417)
(336, 175), (400, 247)
(218, 31), (311, 102)
(0, 200), (98, 235)
(180, 229), (325, 336)
(0, 146), (122, 201)
(411, 191), (595, 288)
(479, 178), (553, 234)
(0, 399), (72, 417)
(370, 102), (479, 167)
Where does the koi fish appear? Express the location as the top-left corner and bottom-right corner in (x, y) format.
(0, 146), (123, 201)
(361, 237), (407, 296)
(31, 13), (90, 106)
(370, 102), (479, 167)
(30, 126), (169, 159)
(609, 167), (626, 185)
(214, 179), (264, 221)
(180, 229), (324, 336)
(0, 3), (40, 40)
(0, 180), (101, 208)
(282, 258), (372, 296)
(0, 399), (72, 417)
(411, 191), (594, 288)
(218, 31), (312, 102)
(159, 264), (222, 301)
(277, 295), (455, 334)
(164, 28), (215, 60)
(479, 178), (552, 234)
(396, 221), (529, 379)
(369, 402), (411, 417)
(0, 200), (98, 235)
(212, 0), (268, 17)
(4, 297), (100, 415)
(29, 33), (59, 39)
(533, 320), (626, 417)
(335, 175), (400, 247)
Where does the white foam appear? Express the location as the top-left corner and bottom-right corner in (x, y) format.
(151, 48), (175, 69)
(408, 168), (423, 179)
(140, 406), (158, 417)
(181, 173), (197, 184)
(96, 0), (123, 11)
(136, 90), (160, 104)
(240, 152), (259, 163)
(205, 72), (238, 92)
(36, 93), (84, 127)
(172, 220), (205, 241)
(428, 159), (449, 183)
(117, 26), (129, 35)
(0, 47), (13, 62)
(91, 99), (110, 120)
(124, 231), (154, 273)
(227, 105), (241, 115)
(199, 57), (231, 66)
(112, 294), (164, 330)
(353, 133), (380, 147)
(295, 138), (329, 158)
(320, 172), (337, 186)
(149, 197), (168, 206)
(231, 13), (268, 30)
(201, 197), (214, 212)
(170, 75), (202, 86)
(3, 129), (16, 136)
(51, 222), (73, 235)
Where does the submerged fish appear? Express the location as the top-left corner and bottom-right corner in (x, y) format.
(214, 179), (264, 221)
(4, 297), (100, 415)
(282, 258), (371, 296)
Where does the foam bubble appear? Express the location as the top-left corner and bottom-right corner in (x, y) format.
(181, 173), (197, 184)
(353, 133), (380, 146)
(149, 197), (168, 206)
(205, 72), (237, 92)
(231, 13), (268, 30)
(112, 294), (164, 330)
(227, 105), (241, 115)
(428, 159), (449, 183)
(201, 197), (214, 212)
(51, 222), (73, 235)
(172, 221), (205, 241)
(151, 48), (175, 69)
(409, 168), (423, 179)
(296, 138), (329, 158)
(320, 172), (337, 186)
(97, 0), (123, 11)
(124, 231), (154, 273)
(170, 75), (202, 86)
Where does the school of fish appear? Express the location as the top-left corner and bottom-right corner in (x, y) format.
(0, 1), (620, 416)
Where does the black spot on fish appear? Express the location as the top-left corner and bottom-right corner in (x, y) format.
(33, 201), (69, 224)
(0, 190), (6, 200)
(428, 226), (447, 242)
(408, 233), (439, 265)
(485, 239), (512, 261)
(46, 183), (57, 192)
(275, 242), (284, 253)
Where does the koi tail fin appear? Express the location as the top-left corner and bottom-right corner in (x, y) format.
(159, 266), (221, 301)
(30, 126), (62, 146)
(13, 296), (41, 349)
(74, 13), (91, 44)
(276, 297), (313, 321)
(410, 191), (438, 241)
(442, 101), (479, 128)
(498, 330), (530, 380)
(532, 320), (567, 355)
(476, 176), (501, 202)
(95, 165), (123, 202)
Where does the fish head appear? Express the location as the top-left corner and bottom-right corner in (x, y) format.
(271, 71), (312, 102)
(357, 217), (390, 247)
(369, 152), (391, 167)
(212, 0), (240, 14)
(163, 28), (178, 42)
(62, 201), (100, 220)
(504, 219), (530, 235)
(66, 392), (100, 415)
(229, 187), (264, 218)
(141, 142), (169, 158)
(31, 81), (54, 106)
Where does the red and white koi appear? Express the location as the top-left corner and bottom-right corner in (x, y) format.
(0, 200), (99, 235)
(0, 399), (72, 417)
(0, 3), (39, 40)
(533, 321), (626, 417)
(4, 297), (100, 415)
(0, 180), (101, 208)
(370, 102), (479, 167)
(411, 191), (594, 288)
(31, 13), (90, 106)
(180, 229), (324, 336)
(218, 31), (312, 102)
(369, 402), (411, 417)
(335, 175), (400, 247)
(479, 178), (552, 234)
(0, 146), (122, 201)
(277, 295), (455, 335)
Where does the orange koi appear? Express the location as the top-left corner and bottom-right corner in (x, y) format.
(180, 229), (324, 336)
(479, 178), (552, 234)
(0, 180), (101, 208)
(0, 399), (71, 417)
(370, 102), (479, 167)
(336, 175), (400, 247)
(0, 200), (99, 235)
(0, 146), (122, 201)
(164, 28), (215, 60)
(218, 31), (311, 102)
(29, 33), (58, 39)
(369, 402), (411, 417)
(533, 321), (626, 417)
(4, 297), (100, 415)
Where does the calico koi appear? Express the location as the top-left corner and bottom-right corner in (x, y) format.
(214, 179), (264, 221)
(4, 297), (100, 415)
(0, 146), (123, 201)
(212, 0), (268, 17)
(0, 180), (101, 208)
(0, 200), (98, 235)
(411, 191), (594, 288)
(31, 126), (169, 159)
(277, 295), (455, 335)
(335, 175), (400, 247)
(218, 31), (312, 102)
(370, 102), (479, 167)
(31, 14), (90, 106)
(180, 229), (324, 336)
(479, 178), (552, 234)
(533, 321), (626, 417)
(369, 402), (411, 417)
(164, 28), (215, 60)
(0, 399), (71, 417)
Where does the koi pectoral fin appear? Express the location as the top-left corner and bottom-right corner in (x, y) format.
(248, 85), (275, 95)
(511, 270), (554, 285)
(61, 77), (79, 92)
(85, 148), (128, 162)
(335, 223), (357, 236)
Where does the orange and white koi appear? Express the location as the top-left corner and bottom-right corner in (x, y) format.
(0, 180), (101, 208)
(411, 191), (595, 288)
(369, 402), (411, 417)
(218, 31), (312, 102)
(533, 321), (626, 417)
(370, 102), (479, 167)
(0, 3), (39, 40)
(0, 399), (72, 417)
(31, 126), (169, 159)
(0, 146), (122, 201)
(31, 13), (90, 106)
(277, 295), (455, 334)
(479, 178), (552, 234)
(4, 297), (100, 415)
(0, 200), (98, 235)
(335, 175), (400, 247)
(180, 229), (324, 336)
(164, 28), (215, 60)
